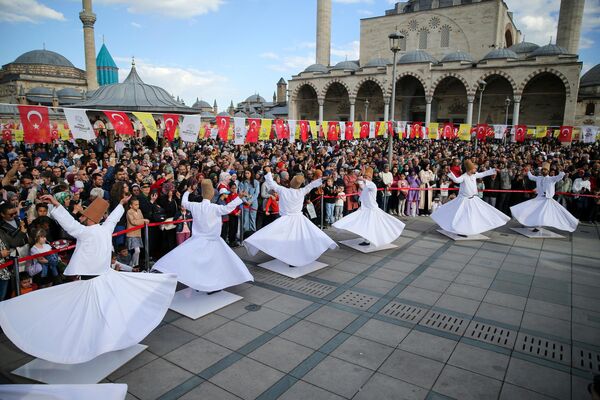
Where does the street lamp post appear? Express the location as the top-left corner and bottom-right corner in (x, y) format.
(364, 99), (369, 121)
(388, 30), (404, 168)
(475, 79), (487, 151)
(504, 97), (511, 145)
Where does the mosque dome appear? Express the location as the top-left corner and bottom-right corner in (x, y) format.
(440, 51), (475, 63)
(364, 58), (391, 68)
(528, 44), (568, 58)
(245, 94), (266, 103)
(192, 99), (212, 109)
(509, 41), (540, 54)
(14, 49), (74, 68)
(398, 50), (438, 64)
(26, 87), (53, 104)
(57, 88), (83, 105)
(581, 64), (600, 88)
(481, 48), (518, 61)
(303, 63), (329, 73)
(331, 60), (360, 71)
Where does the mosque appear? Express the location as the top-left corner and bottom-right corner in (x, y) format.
(288, 0), (599, 129)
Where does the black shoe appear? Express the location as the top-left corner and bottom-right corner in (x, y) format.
(457, 234), (468, 238)
(289, 265), (296, 268)
(359, 241), (371, 246)
(531, 228), (540, 232)
(207, 290), (222, 295)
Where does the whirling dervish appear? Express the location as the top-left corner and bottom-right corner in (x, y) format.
(0, 195), (177, 364)
(0, 384), (127, 400)
(153, 180), (253, 291)
(244, 166), (337, 267)
(510, 163), (578, 232)
(431, 160), (510, 236)
(333, 167), (405, 247)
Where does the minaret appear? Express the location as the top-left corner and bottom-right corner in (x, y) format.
(316, 0), (331, 66)
(80, 0), (98, 90)
(556, 0), (585, 54)
(277, 78), (287, 104)
(213, 100), (218, 114)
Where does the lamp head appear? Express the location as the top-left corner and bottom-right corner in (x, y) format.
(388, 31), (404, 52)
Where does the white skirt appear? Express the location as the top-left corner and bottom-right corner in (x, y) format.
(153, 235), (253, 292)
(0, 269), (177, 364)
(431, 195), (510, 235)
(333, 206), (405, 247)
(0, 384), (127, 400)
(510, 197), (578, 232)
(244, 213), (338, 266)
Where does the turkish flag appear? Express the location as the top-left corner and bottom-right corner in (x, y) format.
(216, 116), (230, 141)
(558, 126), (573, 143)
(274, 119), (286, 139)
(476, 124), (488, 141)
(411, 122), (422, 139)
(299, 120), (309, 142)
(18, 105), (51, 143)
(514, 125), (527, 142)
(360, 122), (369, 139)
(387, 121), (394, 137)
(50, 122), (59, 141)
(328, 121), (339, 141)
(283, 122), (290, 140)
(345, 122), (354, 140)
(442, 123), (454, 140)
(103, 111), (134, 135)
(163, 114), (179, 142)
(2, 125), (11, 142)
(247, 118), (260, 143)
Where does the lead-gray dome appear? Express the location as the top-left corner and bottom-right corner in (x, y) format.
(303, 63), (329, 73)
(482, 48), (518, 61)
(398, 50), (438, 64)
(441, 51), (474, 63)
(581, 64), (600, 88)
(364, 57), (391, 68)
(528, 44), (568, 58)
(57, 88), (82, 98)
(245, 94), (266, 103)
(331, 60), (359, 71)
(14, 50), (75, 68)
(192, 98), (211, 109)
(509, 41), (540, 54)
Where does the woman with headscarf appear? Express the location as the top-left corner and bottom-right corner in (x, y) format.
(239, 169), (259, 235)
(418, 164), (435, 215)
(343, 169), (359, 214)
(406, 170), (421, 217)
(157, 181), (178, 255)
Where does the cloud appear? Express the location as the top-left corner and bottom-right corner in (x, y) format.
(266, 55), (315, 73)
(331, 40), (360, 61)
(260, 52), (278, 60)
(130, 21), (141, 28)
(97, 0), (223, 19)
(0, 0), (65, 23)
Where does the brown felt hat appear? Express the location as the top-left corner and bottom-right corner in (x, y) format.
(290, 174), (305, 189)
(201, 179), (214, 200)
(364, 167), (374, 179)
(80, 197), (109, 224)
(464, 160), (476, 172)
(541, 162), (550, 170)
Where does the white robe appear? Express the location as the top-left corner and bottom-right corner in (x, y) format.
(431, 169), (510, 235)
(0, 384), (127, 400)
(510, 172), (578, 232)
(0, 205), (177, 364)
(153, 192), (253, 291)
(244, 173), (337, 266)
(333, 179), (405, 247)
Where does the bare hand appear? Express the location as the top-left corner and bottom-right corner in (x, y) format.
(40, 194), (60, 207)
(264, 166), (271, 174)
(19, 220), (27, 233)
(120, 195), (132, 205)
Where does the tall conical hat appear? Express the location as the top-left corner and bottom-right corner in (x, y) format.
(464, 160), (476, 172)
(364, 167), (374, 179)
(80, 197), (109, 224)
(201, 179), (214, 200)
(541, 162), (550, 170)
(290, 174), (305, 189)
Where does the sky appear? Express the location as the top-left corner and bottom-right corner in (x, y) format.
(0, 0), (599, 110)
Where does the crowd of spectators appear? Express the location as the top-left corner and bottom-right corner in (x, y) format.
(0, 134), (598, 301)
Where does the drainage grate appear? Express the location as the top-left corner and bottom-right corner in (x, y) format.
(515, 333), (570, 365)
(378, 301), (428, 324)
(255, 272), (335, 298)
(419, 311), (468, 335)
(572, 347), (600, 373)
(465, 321), (516, 349)
(333, 290), (378, 310)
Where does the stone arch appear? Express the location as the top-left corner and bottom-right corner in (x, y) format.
(430, 72), (469, 97)
(431, 74), (469, 123)
(351, 77), (385, 98)
(472, 70), (517, 95)
(291, 81), (320, 98)
(322, 80), (351, 121)
(518, 68), (571, 97)
(504, 24), (514, 47)
(320, 78), (352, 99)
(396, 72), (429, 96)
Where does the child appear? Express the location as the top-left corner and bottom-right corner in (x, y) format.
(264, 191), (280, 226)
(217, 188), (231, 241)
(397, 173), (409, 217)
(476, 178), (485, 199)
(440, 176), (450, 204)
(126, 198), (149, 268)
(18, 272), (37, 295)
(334, 186), (346, 222)
(116, 245), (133, 266)
(29, 229), (59, 286)
(111, 252), (136, 272)
(226, 182), (241, 247)
(175, 204), (192, 245)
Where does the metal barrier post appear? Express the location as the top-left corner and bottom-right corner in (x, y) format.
(383, 190), (388, 212)
(144, 223), (150, 271)
(12, 257), (20, 297)
(240, 205), (245, 243)
(320, 196), (324, 229)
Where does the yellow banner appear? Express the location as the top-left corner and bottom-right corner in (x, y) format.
(553, 129), (560, 138)
(259, 119), (272, 141)
(527, 128), (535, 138)
(309, 120), (317, 138)
(132, 112), (158, 141)
(228, 124), (234, 141)
(458, 124), (471, 141)
(428, 123), (439, 140)
(376, 122), (386, 137)
(59, 124), (70, 140)
(354, 122), (361, 139)
(535, 125), (547, 139)
(14, 128), (24, 142)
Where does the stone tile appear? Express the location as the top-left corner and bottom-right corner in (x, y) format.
(306, 305), (358, 330)
(163, 337), (231, 374)
(210, 357), (285, 400)
(383, 260), (421, 273)
(335, 260), (370, 274)
(331, 335), (394, 370)
(476, 303), (523, 326)
(573, 374), (593, 400)
(504, 357), (571, 400)
(411, 276), (451, 292)
(422, 267), (460, 282)
(446, 283), (487, 301)
(398, 330), (457, 362)
(214, 299), (251, 319)
(121, 358), (193, 400)
(141, 324), (197, 356)
(370, 267), (409, 282)
(354, 276), (397, 294)
(314, 268), (355, 284)
(525, 299), (571, 321)
(433, 365), (502, 400)
(379, 349), (444, 389)
(107, 350), (158, 380)
(430, 259), (467, 272)
(237, 286), (281, 305)
(171, 313), (230, 336)
(489, 279), (530, 297)
(573, 294), (600, 313)
(499, 383), (556, 400)
(248, 337), (313, 373)
(529, 286), (572, 306)
(495, 270), (533, 286)
(354, 319), (411, 347)
(454, 273), (493, 289)
(572, 323), (600, 346)
(262, 294), (312, 316)
(573, 308), (600, 329)
(236, 307), (290, 331)
(353, 372), (428, 400)
(435, 293), (480, 316)
(180, 382), (242, 400)
(280, 320), (338, 350)
(462, 264), (497, 278)
(449, 342), (509, 380)
(397, 285), (441, 306)
(532, 276), (571, 293)
(303, 355), (372, 399)
(520, 312), (570, 339)
(483, 290), (527, 311)
(279, 380), (344, 400)
(203, 320), (264, 351)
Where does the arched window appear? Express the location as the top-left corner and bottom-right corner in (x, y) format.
(505, 30), (513, 47)
(419, 29), (428, 49)
(586, 103), (596, 115)
(440, 25), (451, 48)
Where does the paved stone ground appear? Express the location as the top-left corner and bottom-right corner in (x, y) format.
(1, 217), (599, 399)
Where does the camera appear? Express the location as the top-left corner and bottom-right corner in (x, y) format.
(21, 200), (32, 209)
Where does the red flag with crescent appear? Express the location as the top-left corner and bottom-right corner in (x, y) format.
(50, 122), (59, 141)
(299, 120), (309, 142)
(345, 122), (354, 140)
(558, 126), (573, 143)
(247, 118), (260, 143)
(360, 122), (369, 139)
(283, 121), (290, 140)
(216, 116), (230, 141)
(103, 111), (134, 135)
(18, 105), (51, 143)
(387, 121), (394, 137)
(411, 122), (422, 139)
(1, 124), (12, 141)
(162, 114), (179, 142)
(327, 121), (339, 141)
(514, 125), (527, 142)
(476, 124), (488, 141)
(442, 123), (454, 140)
(274, 119), (286, 139)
